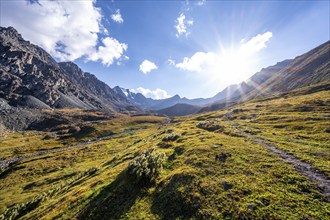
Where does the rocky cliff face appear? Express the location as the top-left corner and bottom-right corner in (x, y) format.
(0, 26), (138, 113)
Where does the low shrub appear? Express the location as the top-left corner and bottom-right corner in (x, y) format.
(168, 147), (185, 161)
(197, 120), (224, 132)
(127, 148), (166, 184)
(162, 133), (181, 142)
(158, 141), (173, 149)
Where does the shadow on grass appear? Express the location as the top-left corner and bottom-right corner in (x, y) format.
(72, 125), (96, 140)
(0, 163), (24, 179)
(77, 170), (145, 220)
(23, 172), (77, 190)
(0, 168), (97, 220)
(60, 125), (97, 141)
(151, 173), (200, 220)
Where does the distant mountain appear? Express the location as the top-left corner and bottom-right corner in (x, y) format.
(113, 85), (236, 111)
(113, 86), (165, 109)
(113, 86), (184, 110)
(210, 84), (240, 103)
(0, 26), (139, 113)
(157, 103), (201, 116)
(112, 84), (252, 115)
(112, 86), (135, 102)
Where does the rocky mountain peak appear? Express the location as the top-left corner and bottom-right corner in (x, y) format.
(0, 26), (140, 113)
(0, 26), (58, 67)
(0, 26), (24, 41)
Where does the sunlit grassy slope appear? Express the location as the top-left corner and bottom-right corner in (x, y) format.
(0, 84), (329, 219)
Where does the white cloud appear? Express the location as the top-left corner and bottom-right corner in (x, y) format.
(240, 32), (273, 54)
(175, 52), (217, 72)
(175, 13), (193, 37)
(139, 60), (158, 74)
(111, 9), (123, 23)
(131, 87), (170, 100)
(175, 32), (272, 72)
(1, 0), (127, 65)
(89, 37), (128, 66)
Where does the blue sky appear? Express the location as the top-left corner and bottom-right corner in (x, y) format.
(1, 0), (329, 99)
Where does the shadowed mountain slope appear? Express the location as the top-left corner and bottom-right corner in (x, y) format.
(156, 103), (202, 116)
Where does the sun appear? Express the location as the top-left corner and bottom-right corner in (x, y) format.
(214, 48), (255, 85)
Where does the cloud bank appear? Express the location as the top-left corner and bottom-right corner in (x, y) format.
(131, 87), (170, 99)
(175, 52), (217, 72)
(1, 0), (127, 66)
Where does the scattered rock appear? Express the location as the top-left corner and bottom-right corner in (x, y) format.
(222, 181), (233, 191)
(247, 204), (254, 211)
(215, 152), (231, 162)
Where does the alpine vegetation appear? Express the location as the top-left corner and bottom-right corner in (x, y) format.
(127, 147), (166, 184)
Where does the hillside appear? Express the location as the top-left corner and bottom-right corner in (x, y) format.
(232, 41), (330, 101)
(1, 83), (329, 219)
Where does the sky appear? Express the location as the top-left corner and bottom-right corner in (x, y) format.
(1, 0), (329, 99)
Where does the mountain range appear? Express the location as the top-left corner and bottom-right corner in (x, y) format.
(113, 40), (329, 115)
(0, 26), (329, 121)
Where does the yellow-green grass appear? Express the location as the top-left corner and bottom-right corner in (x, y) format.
(218, 90), (330, 177)
(1, 89), (329, 219)
(0, 116), (167, 216)
(0, 115), (166, 160)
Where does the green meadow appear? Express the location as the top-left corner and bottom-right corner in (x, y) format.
(1, 85), (329, 219)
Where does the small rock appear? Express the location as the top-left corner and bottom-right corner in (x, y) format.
(222, 181), (233, 191)
(247, 204), (254, 211)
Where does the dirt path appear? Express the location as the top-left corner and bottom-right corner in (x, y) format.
(0, 128), (136, 171)
(233, 125), (330, 202)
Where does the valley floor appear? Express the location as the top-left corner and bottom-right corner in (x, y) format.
(0, 85), (329, 219)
